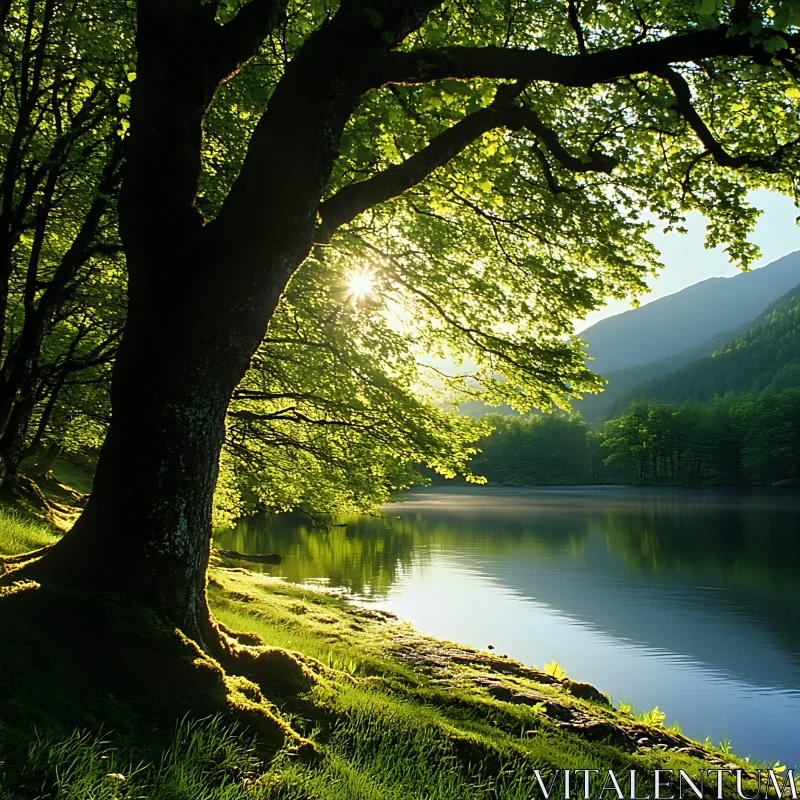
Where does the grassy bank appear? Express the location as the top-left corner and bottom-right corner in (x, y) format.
(0, 509), (782, 800)
(0, 511), (58, 555)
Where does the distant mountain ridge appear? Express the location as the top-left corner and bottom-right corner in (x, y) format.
(600, 280), (800, 415)
(580, 250), (800, 374)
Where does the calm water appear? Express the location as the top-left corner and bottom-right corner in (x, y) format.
(215, 486), (800, 767)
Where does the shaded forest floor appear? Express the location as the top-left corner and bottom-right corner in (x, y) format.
(0, 494), (784, 799)
(0, 456), (92, 532)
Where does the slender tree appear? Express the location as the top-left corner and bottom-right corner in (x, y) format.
(11, 0), (800, 650)
(0, 0), (129, 480)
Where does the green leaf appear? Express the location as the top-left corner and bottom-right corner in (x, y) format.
(695, 0), (717, 16)
(640, 706), (666, 727)
(543, 661), (566, 680)
(364, 7), (384, 28)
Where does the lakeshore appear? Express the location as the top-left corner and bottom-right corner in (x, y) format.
(2, 503), (794, 800)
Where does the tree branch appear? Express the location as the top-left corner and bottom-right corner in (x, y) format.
(315, 85), (616, 242)
(513, 105), (618, 173)
(315, 101), (512, 243)
(230, 407), (379, 430)
(630, 3), (650, 45)
(656, 66), (782, 172)
(214, 0), (290, 82)
(567, 1), (587, 55)
(360, 26), (795, 89)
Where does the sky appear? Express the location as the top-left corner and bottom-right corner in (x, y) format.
(574, 189), (800, 333)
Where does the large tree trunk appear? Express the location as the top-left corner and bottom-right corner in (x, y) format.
(27, 245), (291, 642)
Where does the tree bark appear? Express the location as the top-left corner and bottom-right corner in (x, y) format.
(27, 243), (290, 641)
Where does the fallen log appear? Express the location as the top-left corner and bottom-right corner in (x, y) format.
(214, 548), (282, 565)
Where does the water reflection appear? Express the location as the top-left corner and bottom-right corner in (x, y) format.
(214, 486), (800, 767)
(214, 512), (425, 596)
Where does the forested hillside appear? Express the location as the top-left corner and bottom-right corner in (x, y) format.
(472, 283), (800, 488)
(576, 322), (751, 421)
(469, 415), (601, 485)
(473, 382), (800, 488)
(601, 391), (800, 486)
(452, 254), (800, 423)
(580, 251), (800, 374)
(605, 281), (800, 415)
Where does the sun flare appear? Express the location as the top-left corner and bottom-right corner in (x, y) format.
(347, 268), (375, 301)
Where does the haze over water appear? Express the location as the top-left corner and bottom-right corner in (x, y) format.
(215, 485), (800, 768)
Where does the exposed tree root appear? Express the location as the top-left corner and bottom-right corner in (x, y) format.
(0, 542), (340, 765)
(0, 547), (53, 582)
(204, 615), (341, 702)
(36, 473), (89, 508)
(34, 473), (88, 530)
(0, 578), (315, 759)
(0, 473), (84, 531)
(0, 475), (58, 527)
(216, 619), (263, 646)
(0, 544), (53, 565)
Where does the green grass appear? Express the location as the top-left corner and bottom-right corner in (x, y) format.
(0, 508), (58, 555)
(0, 708), (606, 800)
(0, 689), (638, 800)
(0, 718), (267, 800)
(50, 455), (94, 495)
(0, 515), (778, 800)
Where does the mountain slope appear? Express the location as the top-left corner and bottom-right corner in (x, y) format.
(580, 251), (800, 373)
(576, 322), (753, 421)
(603, 281), (800, 414)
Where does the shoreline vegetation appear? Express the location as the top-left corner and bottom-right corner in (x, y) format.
(465, 283), (800, 492)
(466, 394), (800, 490)
(1, 475), (795, 800)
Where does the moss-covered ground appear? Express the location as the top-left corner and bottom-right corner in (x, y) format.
(0, 506), (780, 800)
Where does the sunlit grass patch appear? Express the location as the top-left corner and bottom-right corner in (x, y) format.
(209, 570), (414, 681)
(0, 509), (57, 555)
(0, 688), (613, 800)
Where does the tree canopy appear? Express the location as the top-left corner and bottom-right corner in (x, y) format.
(198, 0), (800, 517)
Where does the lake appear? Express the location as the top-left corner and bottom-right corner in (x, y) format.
(214, 486), (800, 768)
